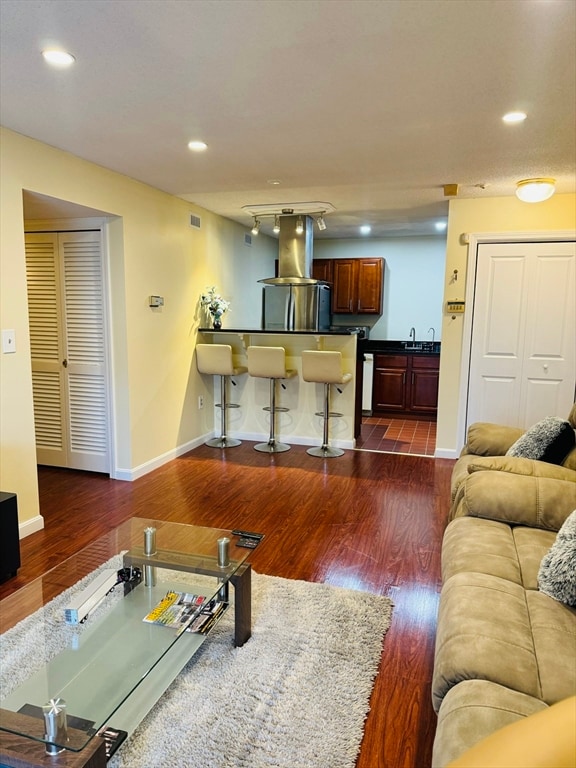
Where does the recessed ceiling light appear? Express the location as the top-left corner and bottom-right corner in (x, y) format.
(360, 225), (371, 235)
(502, 111), (527, 124)
(187, 140), (208, 152)
(41, 49), (75, 67)
(435, 221), (447, 232)
(267, 179), (281, 186)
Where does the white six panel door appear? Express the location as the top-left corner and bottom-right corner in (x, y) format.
(467, 241), (575, 429)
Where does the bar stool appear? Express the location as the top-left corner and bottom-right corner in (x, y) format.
(196, 344), (247, 448)
(301, 350), (352, 458)
(247, 346), (297, 453)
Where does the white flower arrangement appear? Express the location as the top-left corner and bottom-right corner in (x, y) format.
(200, 287), (230, 320)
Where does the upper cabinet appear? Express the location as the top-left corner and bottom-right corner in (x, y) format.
(311, 259), (334, 285)
(330, 258), (384, 314)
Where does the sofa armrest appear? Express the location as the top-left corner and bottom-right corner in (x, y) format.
(447, 696), (576, 768)
(463, 423), (525, 457)
(451, 472), (576, 531)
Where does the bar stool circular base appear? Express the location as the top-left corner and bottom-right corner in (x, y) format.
(205, 437), (242, 448)
(254, 441), (291, 453)
(307, 445), (345, 458)
(314, 411), (344, 418)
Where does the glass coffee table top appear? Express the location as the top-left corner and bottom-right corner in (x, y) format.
(0, 518), (262, 752)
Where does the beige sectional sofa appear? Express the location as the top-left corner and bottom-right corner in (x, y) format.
(431, 409), (576, 767)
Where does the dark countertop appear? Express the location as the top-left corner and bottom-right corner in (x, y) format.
(199, 327), (358, 336)
(360, 339), (441, 355)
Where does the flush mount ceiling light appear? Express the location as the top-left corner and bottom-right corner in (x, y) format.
(502, 111), (527, 124)
(41, 49), (75, 67)
(251, 217), (261, 235)
(187, 140), (208, 152)
(515, 178), (556, 203)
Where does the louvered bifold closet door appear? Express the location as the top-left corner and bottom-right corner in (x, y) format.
(25, 233), (68, 466)
(25, 231), (109, 472)
(60, 232), (108, 472)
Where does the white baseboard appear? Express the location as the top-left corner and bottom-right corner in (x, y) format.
(19, 514), (44, 539)
(112, 434), (211, 481)
(434, 447), (459, 459)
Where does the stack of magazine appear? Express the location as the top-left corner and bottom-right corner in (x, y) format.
(143, 590), (226, 634)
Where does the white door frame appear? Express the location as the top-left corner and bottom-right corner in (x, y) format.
(456, 229), (576, 451)
(24, 217), (117, 477)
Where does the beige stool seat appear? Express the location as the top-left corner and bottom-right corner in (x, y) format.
(247, 346), (297, 453)
(301, 350), (352, 458)
(196, 344), (247, 448)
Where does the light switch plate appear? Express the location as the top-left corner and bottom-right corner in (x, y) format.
(2, 329), (16, 353)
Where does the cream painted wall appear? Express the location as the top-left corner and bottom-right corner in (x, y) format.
(314, 236), (446, 340)
(436, 193), (576, 457)
(0, 128), (276, 528)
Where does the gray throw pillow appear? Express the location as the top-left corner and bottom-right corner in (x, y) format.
(506, 416), (575, 464)
(538, 510), (576, 607)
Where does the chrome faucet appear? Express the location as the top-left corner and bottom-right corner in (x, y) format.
(409, 327), (416, 345)
(428, 327), (435, 342)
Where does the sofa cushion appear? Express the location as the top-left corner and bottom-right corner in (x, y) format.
(433, 572), (541, 712)
(465, 455), (576, 481)
(432, 680), (547, 768)
(441, 517), (555, 588)
(433, 571), (576, 712)
(450, 470), (576, 530)
(526, 589), (576, 704)
(465, 422), (524, 457)
(506, 416), (575, 464)
(538, 510), (576, 607)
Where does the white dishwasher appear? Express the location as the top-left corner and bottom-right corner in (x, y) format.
(362, 353), (374, 413)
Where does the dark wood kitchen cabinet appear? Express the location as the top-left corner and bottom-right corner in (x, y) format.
(331, 258), (383, 314)
(373, 353), (439, 418)
(312, 259), (333, 284)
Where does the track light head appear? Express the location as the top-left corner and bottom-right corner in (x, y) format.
(295, 216), (304, 235)
(251, 217), (261, 235)
(316, 215), (327, 231)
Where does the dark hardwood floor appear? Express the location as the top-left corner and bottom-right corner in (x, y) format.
(0, 444), (455, 768)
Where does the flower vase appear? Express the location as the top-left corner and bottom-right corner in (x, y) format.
(213, 316), (222, 330)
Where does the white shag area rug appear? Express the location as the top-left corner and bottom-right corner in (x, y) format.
(1, 561), (393, 768)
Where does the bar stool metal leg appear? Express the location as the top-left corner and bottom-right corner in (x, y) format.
(254, 377), (291, 453)
(206, 374), (242, 448)
(307, 382), (345, 458)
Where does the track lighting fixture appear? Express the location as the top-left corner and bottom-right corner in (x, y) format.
(273, 216), (280, 234)
(316, 215), (327, 231)
(295, 216), (304, 235)
(251, 217), (261, 235)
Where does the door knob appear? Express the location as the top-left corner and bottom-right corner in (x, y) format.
(62, 359), (68, 368)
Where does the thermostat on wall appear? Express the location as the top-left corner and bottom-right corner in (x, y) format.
(446, 300), (465, 313)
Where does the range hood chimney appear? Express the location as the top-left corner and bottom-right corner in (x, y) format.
(259, 214), (320, 285)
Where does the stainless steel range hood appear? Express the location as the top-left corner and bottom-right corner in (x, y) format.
(259, 215), (320, 285)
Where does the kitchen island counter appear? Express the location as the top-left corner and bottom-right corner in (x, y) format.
(196, 330), (359, 450)
(199, 327), (359, 335)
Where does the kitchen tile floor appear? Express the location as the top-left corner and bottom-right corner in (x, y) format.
(356, 415), (437, 456)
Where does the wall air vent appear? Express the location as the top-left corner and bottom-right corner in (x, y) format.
(189, 214), (201, 229)
(244, 233), (252, 246)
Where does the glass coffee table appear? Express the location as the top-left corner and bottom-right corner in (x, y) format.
(0, 518), (264, 768)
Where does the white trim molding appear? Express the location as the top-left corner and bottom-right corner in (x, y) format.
(19, 514), (44, 539)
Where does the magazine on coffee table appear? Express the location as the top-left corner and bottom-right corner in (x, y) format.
(143, 590), (226, 634)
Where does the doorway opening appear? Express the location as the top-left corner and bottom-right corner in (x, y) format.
(356, 415), (436, 456)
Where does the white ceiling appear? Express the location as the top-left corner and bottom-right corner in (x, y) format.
(1, 0), (575, 238)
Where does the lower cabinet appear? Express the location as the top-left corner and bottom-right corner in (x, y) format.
(373, 354), (439, 418)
